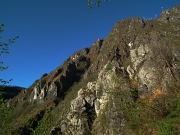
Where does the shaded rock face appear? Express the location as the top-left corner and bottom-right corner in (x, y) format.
(5, 5), (180, 135)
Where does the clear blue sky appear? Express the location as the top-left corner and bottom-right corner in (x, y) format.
(0, 0), (179, 88)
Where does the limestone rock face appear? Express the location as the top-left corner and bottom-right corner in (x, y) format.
(58, 63), (132, 135)
(126, 29), (179, 94)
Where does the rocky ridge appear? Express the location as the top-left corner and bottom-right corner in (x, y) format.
(3, 5), (180, 135)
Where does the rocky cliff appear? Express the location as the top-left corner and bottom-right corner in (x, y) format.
(1, 5), (180, 135)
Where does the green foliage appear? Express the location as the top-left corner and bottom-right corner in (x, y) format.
(157, 120), (177, 135)
(125, 85), (180, 134)
(26, 107), (55, 135)
(0, 23), (18, 78)
(0, 23), (18, 134)
(87, 0), (109, 8)
(105, 62), (113, 71)
(0, 24), (18, 85)
(155, 94), (180, 135)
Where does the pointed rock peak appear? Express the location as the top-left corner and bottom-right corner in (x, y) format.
(158, 5), (180, 23)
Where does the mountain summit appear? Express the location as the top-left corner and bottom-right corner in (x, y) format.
(1, 5), (180, 135)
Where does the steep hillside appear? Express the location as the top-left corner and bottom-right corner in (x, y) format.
(0, 86), (26, 100)
(1, 5), (180, 135)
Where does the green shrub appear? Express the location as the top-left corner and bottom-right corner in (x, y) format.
(105, 62), (113, 71)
